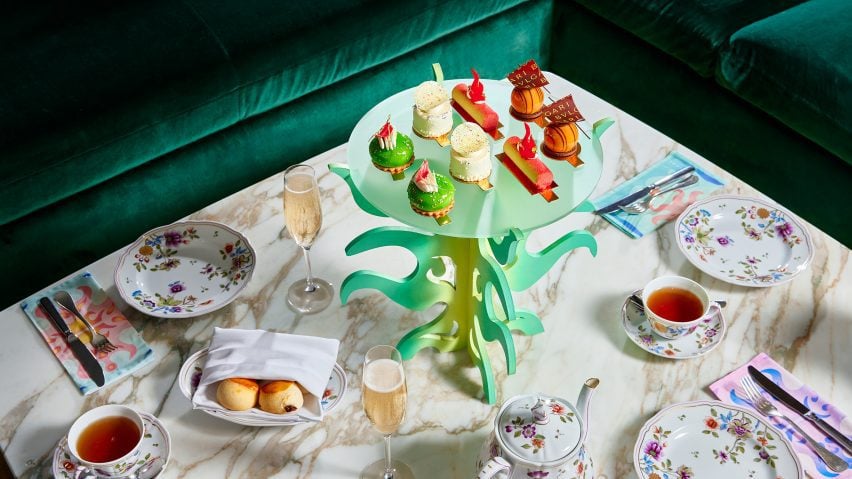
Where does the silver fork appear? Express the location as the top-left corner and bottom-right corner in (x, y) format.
(619, 174), (699, 214)
(53, 291), (116, 354)
(740, 376), (848, 472)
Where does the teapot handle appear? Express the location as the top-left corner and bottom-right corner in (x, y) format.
(477, 456), (511, 479)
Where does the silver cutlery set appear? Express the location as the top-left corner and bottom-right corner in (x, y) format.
(741, 367), (850, 472)
(595, 165), (698, 215)
(39, 292), (116, 387)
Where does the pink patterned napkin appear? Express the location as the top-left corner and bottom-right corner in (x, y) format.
(20, 272), (154, 395)
(710, 353), (852, 478)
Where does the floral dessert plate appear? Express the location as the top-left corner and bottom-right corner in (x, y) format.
(178, 348), (347, 427)
(635, 400), (802, 479)
(53, 412), (170, 479)
(621, 290), (725, 359)
(675, 195), (813, 287)
(114, 221), (255, 318)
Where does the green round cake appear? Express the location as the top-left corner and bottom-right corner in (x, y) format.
(408, 174), (454, 212)
(370, 133), (414, 169)
(408, 161), (455, 216)
(369, 119), (414, 173)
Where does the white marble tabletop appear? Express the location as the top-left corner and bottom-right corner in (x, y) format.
(0, 75), (849, 479)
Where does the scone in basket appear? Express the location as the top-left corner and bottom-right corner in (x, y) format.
(178, 348), (347, 426)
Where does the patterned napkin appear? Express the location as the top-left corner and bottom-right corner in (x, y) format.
(591, 152), (725, 238)
(20, 272), (155, 395)
(709, 353), (852, 478)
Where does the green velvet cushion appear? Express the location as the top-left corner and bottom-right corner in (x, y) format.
(0, 1), (237, 225)
(182, 0), (530, 120)
(551, 1), (852, 250)
(0, 0), (553, 307)
(719, 0), (852, 163)
(573, 0), (804, 77)
(0, 0), (527, 226)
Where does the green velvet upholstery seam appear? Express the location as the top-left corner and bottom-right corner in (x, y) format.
(0, 0), (528, 225)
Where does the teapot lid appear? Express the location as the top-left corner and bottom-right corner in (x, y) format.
(496, 393), (583, 466)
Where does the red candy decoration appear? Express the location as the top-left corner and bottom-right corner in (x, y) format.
(376, 118), (394, 138)
(414, 160), (431, 182)
(518, 123), (537, 159)
(468, 69), (485, 103)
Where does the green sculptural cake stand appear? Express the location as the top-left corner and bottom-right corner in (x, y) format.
(332, 78), (613, 403)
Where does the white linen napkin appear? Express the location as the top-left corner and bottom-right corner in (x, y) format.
(192, 328), (340, 422)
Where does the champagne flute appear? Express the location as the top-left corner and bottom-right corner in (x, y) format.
(282, 164), (333, 313)
(361, 345), (414, 479)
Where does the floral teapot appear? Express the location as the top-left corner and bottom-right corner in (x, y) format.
(476, 379), (599, 479)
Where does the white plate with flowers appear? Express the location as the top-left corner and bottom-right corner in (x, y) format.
(634, 400), (802, 479)
(114, 221), (255, 318)
(675, 195), (813, 287)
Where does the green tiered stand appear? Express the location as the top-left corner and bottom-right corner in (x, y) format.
(332, 78), (613, 403)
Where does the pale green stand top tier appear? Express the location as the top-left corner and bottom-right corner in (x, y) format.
(333, 77), (613, 403)
(347, 79), (612, 236)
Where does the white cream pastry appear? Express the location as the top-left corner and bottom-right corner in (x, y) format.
(412, 80), (452, 138)
(449, 122), (491, 182)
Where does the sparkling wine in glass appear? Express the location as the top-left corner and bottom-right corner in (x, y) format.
(283, 164), (333, 313)
(361, 345), (413, 479)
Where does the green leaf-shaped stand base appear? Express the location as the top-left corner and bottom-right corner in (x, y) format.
(330, 165), (598, 404)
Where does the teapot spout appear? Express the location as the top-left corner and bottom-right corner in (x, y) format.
(576, 378), (600, 444)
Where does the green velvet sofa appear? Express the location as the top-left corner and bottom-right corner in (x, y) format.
(551, 0), (852, 248)
(2, 0), (849, 307)
(0, 0), (553, 306)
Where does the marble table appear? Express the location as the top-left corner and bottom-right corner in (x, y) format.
(1, 75), (849, 479)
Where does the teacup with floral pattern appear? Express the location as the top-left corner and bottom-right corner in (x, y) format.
(67, 405), (146, 478)
(642, 276), (721, 340)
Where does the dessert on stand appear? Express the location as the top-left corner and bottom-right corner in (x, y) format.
(452, 68), (504, 139)
(541, 95), (586, 167)
(498, 123), (558, 201)
(449, 121), (494, 190)
(507, 60), (548, 126)
(407, 160), (455, 225)
(369, 117), (415, 180)
(412, 64), (453, 146)
(330, 71), (613, 403)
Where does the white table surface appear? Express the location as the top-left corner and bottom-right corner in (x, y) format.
(0, 74), (849, 479)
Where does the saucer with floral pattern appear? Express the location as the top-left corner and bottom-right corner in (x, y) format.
(621, 290), (726, 359)
(53, 412), (170, 478)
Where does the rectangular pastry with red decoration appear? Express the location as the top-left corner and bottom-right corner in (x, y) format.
(498, 123), (558, 201)
(452, 69), (503, 139)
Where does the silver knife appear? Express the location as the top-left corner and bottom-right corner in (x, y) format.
(39, 297), (105, 387)
(595, 165), (696, 214)
(748, 366), (851, 454)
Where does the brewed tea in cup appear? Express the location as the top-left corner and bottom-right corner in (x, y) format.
(642, 276), (721, 340)
(67, 405), (145, 477)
